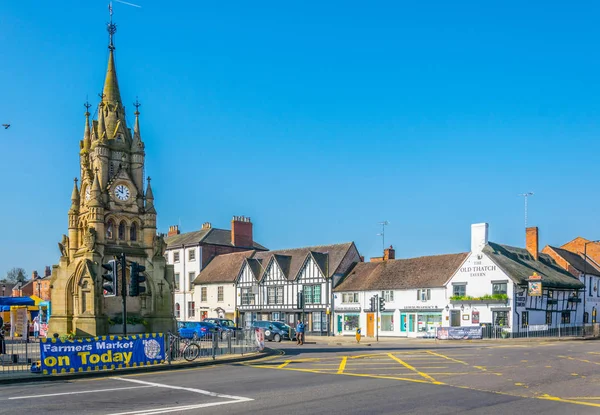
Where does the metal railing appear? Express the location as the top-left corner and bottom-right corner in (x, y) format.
(482, 324), (585, 339)
(0, 337), (40, 377)
(166, 329), (257, 363)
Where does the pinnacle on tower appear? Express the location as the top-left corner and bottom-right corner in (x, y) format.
(145, 177), (156, 214)
(89, 170), (103, 207)
(82, 102), (92, 152)
(132, 98), (144, 151)
(69, 178), (80, 214)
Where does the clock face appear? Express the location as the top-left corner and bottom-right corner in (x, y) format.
(84, 187), (91, 201)
(114, 184), (130, 201)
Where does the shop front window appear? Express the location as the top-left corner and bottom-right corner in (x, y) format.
(343, 314), (359, 331)
(381, 314), (394, 331)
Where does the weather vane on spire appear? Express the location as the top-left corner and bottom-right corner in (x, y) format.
(107, 2), (117, 51)
(134, 97), (141, 115)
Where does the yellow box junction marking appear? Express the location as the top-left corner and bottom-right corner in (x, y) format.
(387, 353), (439, 384)
(337, 357), (348, 374)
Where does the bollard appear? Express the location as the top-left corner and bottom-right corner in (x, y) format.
(356, 328), (362, 344)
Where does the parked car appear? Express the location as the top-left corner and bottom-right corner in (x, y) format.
(178, 321), (218, 340)
(252, 320), (296, 342)
(202, 318), (241, 339)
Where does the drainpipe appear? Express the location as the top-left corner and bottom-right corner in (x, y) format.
(182, 246), (186, 321)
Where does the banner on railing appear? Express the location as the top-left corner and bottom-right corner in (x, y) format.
(436, 326), (482, 340)
(40, 333), (165, 375)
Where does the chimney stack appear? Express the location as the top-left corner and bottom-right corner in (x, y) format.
(384, 245), (395, 261)
(471, 223), (489, 253)
(32, 271), (39, 280)
(231, 216), (253, 248)
(168, 225), (180, 237)
(526, 226), (539, 261)
(202, 222), (212, 230)
(44, 266), (51, 277)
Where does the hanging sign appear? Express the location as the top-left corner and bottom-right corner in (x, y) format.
(528, 281), (542, 297)
(472, 311), (480, 324)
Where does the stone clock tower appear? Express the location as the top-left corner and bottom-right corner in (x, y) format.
(49, 15), (175, 336)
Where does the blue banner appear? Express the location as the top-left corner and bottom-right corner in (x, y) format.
(40, 333), (165, 375)
(436, 326), (482, 340)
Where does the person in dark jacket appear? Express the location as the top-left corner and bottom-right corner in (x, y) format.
(0, 316), (5, 355)
(296, 320), (305, 345)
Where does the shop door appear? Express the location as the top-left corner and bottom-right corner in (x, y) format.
(337, 315), (343, 333)
(450, 310), (461, 327)
(408, 314), (415, 332)
(366, 313), (375, 337)
(400, 314), (407, 334)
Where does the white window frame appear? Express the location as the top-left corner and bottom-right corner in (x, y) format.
(218, 286), (224, 302)
(201, 287), (207, 302)
(173, 251), (180, 263)
(382, 290), (394, 302)
(188, 249), (196, 261)
(417, 289), (431, 301)
(188, 272), (195, 291)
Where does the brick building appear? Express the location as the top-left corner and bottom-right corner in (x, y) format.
(165, 216), (267, 321)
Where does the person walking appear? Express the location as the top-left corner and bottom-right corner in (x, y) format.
(0, 315), (5, 355)
(296, 319), (305, 345)
(33, 316), (40, 339)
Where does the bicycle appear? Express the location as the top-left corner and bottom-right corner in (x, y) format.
(167, 332), (202, 362)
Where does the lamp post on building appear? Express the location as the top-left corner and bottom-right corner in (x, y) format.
(583, 240), (600, 325)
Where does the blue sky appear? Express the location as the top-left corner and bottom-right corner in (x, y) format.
(1, 1), (599, 277)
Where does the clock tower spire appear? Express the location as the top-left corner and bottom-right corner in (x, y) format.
(49, 7), (174, 337)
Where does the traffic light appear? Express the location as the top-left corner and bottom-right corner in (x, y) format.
(101, 259), (118, 297)
(129, 262), (146, 297)
(379, 296), (385, 312)
(369, 296), (376, 312)
(297, 291), (305, 309)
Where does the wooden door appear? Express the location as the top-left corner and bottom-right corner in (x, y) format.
(367, 313), (375, 337)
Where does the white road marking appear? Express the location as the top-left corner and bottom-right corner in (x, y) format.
(111, 377), (253, 401)
(8, 386), (153, 400)
(106, 400), (252, 415)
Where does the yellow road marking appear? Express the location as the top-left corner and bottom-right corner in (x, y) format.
(425, 350), (469, 365)
(278, 360), (291, 369)
(538, 394), (600, 408)
(558, 355), (600, 366)
(387, 353), (438, 383)
(337, 357), (348, 374)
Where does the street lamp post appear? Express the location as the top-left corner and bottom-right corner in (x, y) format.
(1, 284), (5, 297)
(583, 240), (600, 325)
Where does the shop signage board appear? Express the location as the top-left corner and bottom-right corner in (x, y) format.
(40, 333), (165, 375)
(436, 326), (483, 340)
(472, 311), (480, 324)
(528, 281), (542, 297)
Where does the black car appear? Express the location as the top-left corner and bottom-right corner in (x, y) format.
(252, 321), (296, 342)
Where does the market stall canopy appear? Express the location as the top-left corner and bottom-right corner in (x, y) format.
(0, 297), (35, 307)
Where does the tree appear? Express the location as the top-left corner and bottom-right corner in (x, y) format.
(5, 267), (27, 283)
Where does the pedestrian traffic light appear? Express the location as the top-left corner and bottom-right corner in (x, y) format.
(369, 296), (376, 312)
(101, 259), (118, 297)
(379, 296), (385, 312)
(297, 291), (305, 309)
(129, 262), (146, 297)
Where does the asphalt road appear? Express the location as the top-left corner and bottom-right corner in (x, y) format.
(2, 340), (600, 414)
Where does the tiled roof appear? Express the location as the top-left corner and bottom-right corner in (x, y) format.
(253, 242), (355, 281)
(193, 242), (356, 285)
(547, 246), (600, 277)
(484, 243), (584, 289)
(335, 252), (469, 292)
(193, 250), (256, 284)
(165, 227), (267, 250)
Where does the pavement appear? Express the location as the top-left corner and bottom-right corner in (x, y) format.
(2, 339), (600, 414)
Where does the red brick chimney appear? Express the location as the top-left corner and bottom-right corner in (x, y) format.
(168, 225), (180, 237)
(384, 245), (395, 261)
(44, 266), (51, 278)
(231, 216), (253, 247)
(526, 226), (539, 261)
